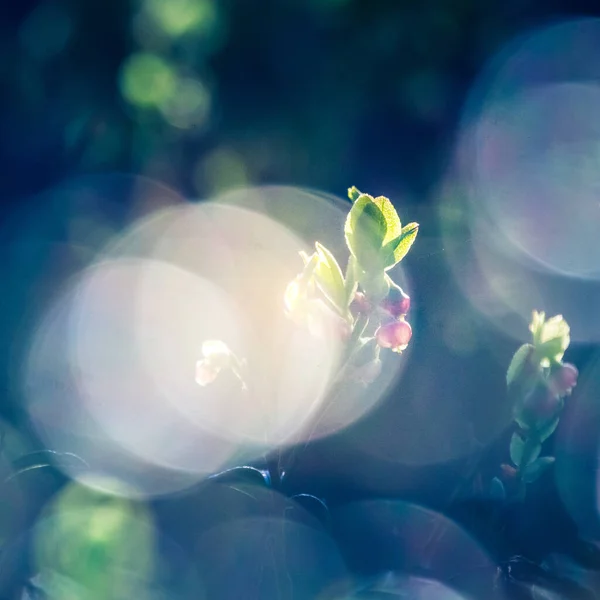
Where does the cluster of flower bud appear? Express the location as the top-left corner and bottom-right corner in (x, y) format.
(521, 363), (578, 421)
(195, 340), (247, 390)
(352, 279), (413, 354)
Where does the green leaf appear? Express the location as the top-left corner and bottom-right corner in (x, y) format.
(359, 271), (390, 304)
(381, 222), (419, 268)
(522, 437), (541, 469)
(510, 433), (541, 469)
(532, 313), (570, 366)
(529, 310), (546, 345)
(514, 410), (534, 431)
(344, 194), (387, 271)
(507, 344), (535, 388)
(300, 251), (319, 281)
(537, 415), (560, 442)
(536, 336), (569, 367)
(490, 477), (506, 500)
(372, 196), (402, 245)
(522, 456), (555, 483)
(313, 242), (346, 311)
(344, 255), (359, 308)
(510, 432), (524, 467)
(348, 186), (361, 202)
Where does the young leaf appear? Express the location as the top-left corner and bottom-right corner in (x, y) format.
(314, 242), (346, 311)
(532, 313), (570, 366)
(507, 344), (535, 388)
(490, 477), (506, 500)
(348, 186), (361, 202)
(344, 254), (359, 308)
(529, 310), (546, 345)
(372, 196), (402, 244)
(381, 222), (419, 268)
(522, 456), (555, 483)
(344, 194), (387, 271)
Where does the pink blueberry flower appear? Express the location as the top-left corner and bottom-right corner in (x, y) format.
(549, 363), (578, 397)
(375, 319), (412, 352)
(352, 291), (372, 315)
(380, 286), (410, 318)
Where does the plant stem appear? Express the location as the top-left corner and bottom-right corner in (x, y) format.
(343, 313), (369, 364)
(275, 314), (372, 488)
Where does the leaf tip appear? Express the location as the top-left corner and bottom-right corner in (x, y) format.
(348, 186), (361, 202)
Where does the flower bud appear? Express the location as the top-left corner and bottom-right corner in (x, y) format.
(352, 291), (371, 315)
(549, 363), (578, 397)
(375, 319), (412, 352)
(523, 383), (559, 421)
(500, 463), (517, 481)
(380, 285), (410, 318)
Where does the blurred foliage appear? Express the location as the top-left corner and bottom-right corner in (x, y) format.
(33, 484), (155, 598)
(2, 0), (587, 200)
(1, 0), (598, 596)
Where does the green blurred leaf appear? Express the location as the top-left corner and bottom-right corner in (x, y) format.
(344, 194), (387, 271)
(537, 415), (560, 442)
(510, 433), (541, 469)
(34, 485), (155, 598)
(490, 477), (506, 500)
(514, 410), (533, 431)
(381, 222), (419, 268)
(510, 432), (524, 467)
(120, 53), (176, 108)
(522, 456), (555, 483)
(507, 344), (535, 388)
(314, 242), (346, 311)
(522, 436), (542, 470)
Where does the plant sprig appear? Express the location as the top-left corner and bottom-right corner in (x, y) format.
(491, 311), (578, 501)
(284, 186), (419, 384)
(195, 186), (420, 390)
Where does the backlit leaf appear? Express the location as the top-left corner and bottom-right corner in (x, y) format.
(507, 344), (535, 388)
(381, 222), (419, 268)
(344, 194), (387, 271)
(314, 242), (346, 311)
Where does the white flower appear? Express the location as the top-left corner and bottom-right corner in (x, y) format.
(195, 359), (221, 387)
(195, 340), (233, 387)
